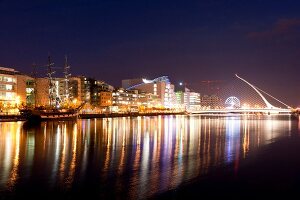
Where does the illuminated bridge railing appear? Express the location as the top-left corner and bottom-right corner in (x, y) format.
(189, 108), (293, 114)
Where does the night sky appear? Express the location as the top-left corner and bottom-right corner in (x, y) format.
(1, 0), (300, 106)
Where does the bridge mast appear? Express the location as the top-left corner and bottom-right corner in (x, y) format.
(235, 74), (275, 109)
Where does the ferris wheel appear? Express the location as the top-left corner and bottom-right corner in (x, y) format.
(225, 96), (240, 108)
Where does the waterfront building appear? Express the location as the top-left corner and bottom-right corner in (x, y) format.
(17, 75), (83, 107)
(16, 73), (34, 106)
(168, 84), (177, 108)
(99, 91), (112, 107)
(51, 77), (83, 105)
(1, 67), (56, 107)
(69, 77), (82, 102)
(121, 76), (175, 108)
(35, 77), (50, 106)
(90, 80), (114, 106)
(68, 76), (114, 106)
(174, 80), (201, 111)
(138, 91), (160, 108)
(189, 91), (201, 110)
(0, 67), (35, 108)
(112, 88), (161, 112)
(175, 91), (185, 109)
(175, 91), (184, 105)
(24, 79), (35, 106)
(112, 88), (139, 112)
(76, 76), (92, 103)
(184, 88), (190, 109)
(0, 67), (18, 107)
(175, 85), (193, 110)
(42, 76), (114, 107)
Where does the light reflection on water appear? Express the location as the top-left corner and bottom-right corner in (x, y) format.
(0, 115), (297, 198)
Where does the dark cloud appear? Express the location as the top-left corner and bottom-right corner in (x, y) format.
(247, 18), (300, 40)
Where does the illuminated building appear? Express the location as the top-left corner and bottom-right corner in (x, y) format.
(112, 88), (159, 112)
(175, 83), (192, 110)
(73, 76), (91, 103)
(52, 77), (84, 104)
(29, 76), (108, 107)
(90, 80), (114, 106)
(26, 77), (60, 107)
(168, 84), (177, 108)
(189, 92), (201, 110)
(25, 79), (35, 105)
(0, 67), (18, 107)
(121, 76), (175, 108)
(175, 91), (184, 105)
(175, 85), (200, 111)
(0, 67), (52, 108)
(184, 88), (190, 109)
(99, 91), (112, 107)
(1, 67), (52, 107)
(35, 78), (50, 106)
(18, 76), (83, 107)
(16, 73), (34, 106)
(37, 76), (114, 107)
(112, 88), (139, 112)
(68, 77), (82, 102)
(138, 91), (160, 108)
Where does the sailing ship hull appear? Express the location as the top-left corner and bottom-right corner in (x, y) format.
(20, 108), (78, 122)
(38, 112), (78, 121)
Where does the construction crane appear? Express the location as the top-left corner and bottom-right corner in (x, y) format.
(126, 76), (170, 90)
(200, 80), (223, 94)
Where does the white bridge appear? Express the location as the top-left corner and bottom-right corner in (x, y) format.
(190, 74), (293, 115)
(190, 108), (292, 114)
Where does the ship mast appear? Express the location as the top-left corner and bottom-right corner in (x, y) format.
(32, 63), (37, 108)
(47, 56), (56, 107)
(63, 55), (71, 102)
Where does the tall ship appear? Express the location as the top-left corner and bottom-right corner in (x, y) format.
(20, 56), (83, 122)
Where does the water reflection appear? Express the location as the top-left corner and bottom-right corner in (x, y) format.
(0, 115), (296, 198)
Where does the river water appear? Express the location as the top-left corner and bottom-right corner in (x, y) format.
(0, 115), (298, 199)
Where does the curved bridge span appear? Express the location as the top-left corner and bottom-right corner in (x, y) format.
(190, 108), (292, 114)
(190, 74), (293, 114)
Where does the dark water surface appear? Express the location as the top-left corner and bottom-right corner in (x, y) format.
(0, 115), (299, 199)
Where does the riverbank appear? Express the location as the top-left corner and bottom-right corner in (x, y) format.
(0, 112), (187, 122)
(0, 114), (25, 122)
(154, 135), (300, 199)
(79, 111), (186, 119)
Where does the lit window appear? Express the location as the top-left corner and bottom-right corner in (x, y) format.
(6, 92), (15, 100)
(6, 85), (13, 90)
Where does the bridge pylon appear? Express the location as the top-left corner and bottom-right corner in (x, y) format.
(235, 74), (275, 109)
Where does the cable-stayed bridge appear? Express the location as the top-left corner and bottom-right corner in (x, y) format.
(190, 74), (293, 115)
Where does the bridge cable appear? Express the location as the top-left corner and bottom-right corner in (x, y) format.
(254, 86), (291, 108)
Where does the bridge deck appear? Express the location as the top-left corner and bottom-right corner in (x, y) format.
(189, 108), (293, 114)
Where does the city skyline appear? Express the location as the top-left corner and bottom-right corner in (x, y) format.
(1, 0), (300, 106)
